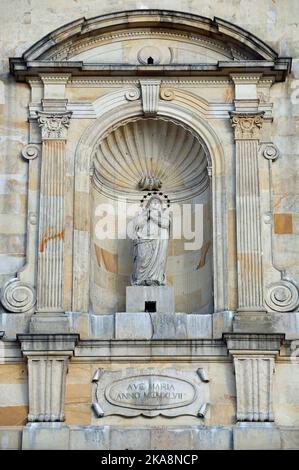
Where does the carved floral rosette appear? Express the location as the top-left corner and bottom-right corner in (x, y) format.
(21, 143), (41, 160)
(260, 143), (280, 161)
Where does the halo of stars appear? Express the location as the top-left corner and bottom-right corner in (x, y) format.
(140, 191), (171, 209)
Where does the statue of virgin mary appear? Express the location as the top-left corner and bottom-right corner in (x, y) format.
(130, 196), (170, 286)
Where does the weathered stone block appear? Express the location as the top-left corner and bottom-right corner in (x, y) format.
(186, 314), (212, 339)
(69, 425), (110, 450)
(151, 313), (212, 339)
(280, 427), (299, 450)
(29, 314), (71, 334)
(151, 313), (187, 339)
(150, 427), (193, 450)
(22, 423), (70, 450)
(115, 312), (152, 339)
(0, 426), (22, 450)
(89, 313), (114, 339)
(233, 423), (281, 450)
(192, 425), (233, 450)
(110, 427), (151, 450)
(212, 311), (234, 339)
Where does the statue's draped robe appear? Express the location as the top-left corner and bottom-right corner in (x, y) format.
(131, 209), (170, 286)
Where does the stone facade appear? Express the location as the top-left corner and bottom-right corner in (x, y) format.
(0, 2), (299, 450)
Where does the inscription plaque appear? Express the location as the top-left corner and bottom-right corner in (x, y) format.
(93, 368), (209, 418)
(105, 375), (197, 410)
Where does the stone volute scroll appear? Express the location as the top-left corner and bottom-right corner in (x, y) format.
(0, 143), (40, 314)
(1, 279), (36, 313)
(258, 141), (299, 313)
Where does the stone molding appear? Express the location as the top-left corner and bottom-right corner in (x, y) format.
(18, 333), (79, 354)
(68, 78), (232, 87)
(224, 333), (284, 353)
(48, 30), (249, 63)
(10, 11), (291, 83)
(39, 73), (71, 85)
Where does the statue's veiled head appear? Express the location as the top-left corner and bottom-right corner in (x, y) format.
(146, 196), (164, 211)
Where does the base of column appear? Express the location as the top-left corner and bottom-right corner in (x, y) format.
(29, 313), (71, 333)
(233, 422), (281, 450)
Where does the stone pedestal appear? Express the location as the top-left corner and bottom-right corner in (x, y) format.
(126, 286), (175, 313)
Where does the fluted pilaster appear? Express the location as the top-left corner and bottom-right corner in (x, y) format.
(234, 356), (274, 421)
(36, 111), (71, 312)
(27, 356), (68, 422)
(230, 112), (265, 312)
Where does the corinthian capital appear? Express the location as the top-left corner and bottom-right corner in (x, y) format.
(37, 111), (72, 140)
(229, 112), (264, 140)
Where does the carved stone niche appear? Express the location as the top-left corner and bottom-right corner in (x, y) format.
(225, 334), (284, 422)
(92, 368), (210, 419)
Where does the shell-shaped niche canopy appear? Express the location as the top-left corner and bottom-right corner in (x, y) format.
(92, 118), (209, 202)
